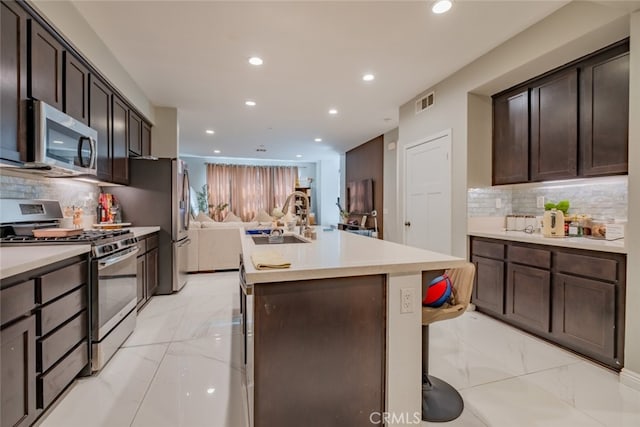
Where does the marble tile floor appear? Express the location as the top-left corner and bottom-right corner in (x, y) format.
(37, 271), (640, 427)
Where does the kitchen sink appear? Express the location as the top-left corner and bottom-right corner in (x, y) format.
(251, 234), (310, 245)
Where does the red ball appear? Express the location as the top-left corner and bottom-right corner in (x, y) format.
(423, 274), (452, 307)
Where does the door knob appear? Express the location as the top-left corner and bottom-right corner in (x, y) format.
(404, 221), (411, 227)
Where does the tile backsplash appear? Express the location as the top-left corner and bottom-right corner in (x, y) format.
(468, 176), (628, 219)
(0, 170), (99, 215)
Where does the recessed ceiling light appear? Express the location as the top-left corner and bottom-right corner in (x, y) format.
(205, 129), (215, 135)
(362, 74), (375, 82)
(213, 149), (221, 154)
(328, 109), (338, 115)
(207, 388), (215, 394)
(245, 100), (256, 107)
(432, 0), (452, 14)
(248, 56), (263, 66)
(314, 138), (322, 142)
(296, 154), (303, 158)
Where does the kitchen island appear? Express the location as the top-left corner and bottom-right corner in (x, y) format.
(240, 228), (464, 427)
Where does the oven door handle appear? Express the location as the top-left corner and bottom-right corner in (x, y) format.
(98, 247), (139, 270)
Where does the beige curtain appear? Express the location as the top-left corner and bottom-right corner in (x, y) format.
(271, 166), (298, 213)
(206, 164), (231, 220)
(207, 164), (297, 221)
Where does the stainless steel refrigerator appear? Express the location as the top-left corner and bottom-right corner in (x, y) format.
(110, 157), (191, 294)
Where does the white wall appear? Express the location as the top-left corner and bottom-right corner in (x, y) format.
(29, 0), (154, 122)
(153, 107), (179, 158)
(383, 128), (400, 242)
(623, 10), (640, 387)
(318, 158), (341, 226)
(398, 1), (631, 259)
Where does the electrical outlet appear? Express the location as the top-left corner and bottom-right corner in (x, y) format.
(537, 196), (545, 209)
(495, 198), (502, 209)
(400, 288), (414, 314)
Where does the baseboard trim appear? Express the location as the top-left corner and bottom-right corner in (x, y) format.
(620, 368), (640, 391)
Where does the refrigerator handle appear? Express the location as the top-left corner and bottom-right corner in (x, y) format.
(183, 169), (191, 230)
(178, 238), (191, 247)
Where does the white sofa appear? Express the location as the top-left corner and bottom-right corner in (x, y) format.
(187, 221), (263, 272)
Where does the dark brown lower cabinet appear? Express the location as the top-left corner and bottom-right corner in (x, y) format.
(1, 256), (90, 426)
(136, 254), (146, 310)
(472, 255), (504, 315)
(252, 275), (386, 427)
(1, 316), (37, 427)
(505, 264), (550, 333)
(470, 236), (625, 369)
(136, 233), (159, 311)
(146, 247), (159, 297)
(552, 273), (617, 365)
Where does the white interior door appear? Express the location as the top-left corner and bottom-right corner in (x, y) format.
(404, 131), (452, 254)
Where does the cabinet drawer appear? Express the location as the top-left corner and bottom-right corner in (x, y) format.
(555, 252), (618, 282)
(38, 310), (87, 373)
(38, 341), (88, 409)
(472, 239), (505, 259)
(38, 261), (87, 304)
(135, 238), (147, 254)
(146, 234), (158, 250)
(39, 286), (86, 336)
(508, 245), (551, 269)
(1, 280), (35, 325)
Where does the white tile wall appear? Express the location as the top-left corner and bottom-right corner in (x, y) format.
(468, 176), (628, 219)
(0, 170), (99, 215)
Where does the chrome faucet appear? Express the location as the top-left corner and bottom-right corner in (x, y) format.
(281, 191), (310, 235)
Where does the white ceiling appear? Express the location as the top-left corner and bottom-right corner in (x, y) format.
(71, 0), (569, 162)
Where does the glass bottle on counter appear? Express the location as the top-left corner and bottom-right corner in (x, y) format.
(568, 220), (582, 237)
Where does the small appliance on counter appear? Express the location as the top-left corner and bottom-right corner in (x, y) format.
(542, 209), (565, 237)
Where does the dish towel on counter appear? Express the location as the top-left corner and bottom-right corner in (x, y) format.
(251, 251), (291, 270)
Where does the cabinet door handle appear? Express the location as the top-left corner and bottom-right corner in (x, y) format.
(404, 221), (411, 227)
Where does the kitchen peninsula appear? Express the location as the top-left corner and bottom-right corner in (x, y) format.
(240, 229), (464, 427)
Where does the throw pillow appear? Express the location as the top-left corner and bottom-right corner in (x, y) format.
(195, 212), (215, 222)
(223, 212), (243, 222)
(252, 209), (273, 223)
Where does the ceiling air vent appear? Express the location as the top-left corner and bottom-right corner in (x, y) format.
(415, 91), (435, 114)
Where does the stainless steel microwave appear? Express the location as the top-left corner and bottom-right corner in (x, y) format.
(27, 100), (98, 176)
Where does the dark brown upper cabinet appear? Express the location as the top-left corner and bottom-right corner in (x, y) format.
(492, 39), (629, 184)
(492, 89), (529, 185)
(112, 95), (129, 184)
(89, 75), (112, 182)
(28, 19), (63, 110)
(141, 121), (152, 157)
(580, 42), (629, 177)
(0, 0), (28, 164)
(63, 52), (89, 125)
(530, 69), (578, 181)
(128, 110), (142, 156)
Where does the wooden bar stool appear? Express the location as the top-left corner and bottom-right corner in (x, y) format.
(421, 262), (475, 422)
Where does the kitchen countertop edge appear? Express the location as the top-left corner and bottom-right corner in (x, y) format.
(242, 228), (465, 284)
(468, 230), (627, 254)
(0, 245), (91, 281)
(127, 226), (161, 238)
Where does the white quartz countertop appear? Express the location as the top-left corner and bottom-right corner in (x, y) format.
(126, 226), (160, 238)
(468, 229), (626, 254)
(241, 228), (465, 284)
(0, 245), (91, 281)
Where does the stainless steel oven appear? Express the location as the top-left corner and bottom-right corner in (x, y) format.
(91, 244), (138, 371)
